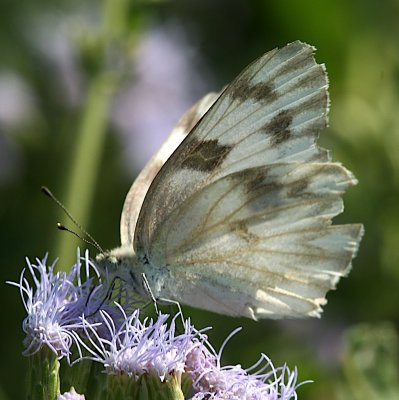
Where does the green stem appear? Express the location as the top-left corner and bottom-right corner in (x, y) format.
(56, 71), (117, 269)
(105, 373), (185, 400)
(102, 0), (129, 38)
(27, 348), (60, 400)
(55, 0), (130, 270)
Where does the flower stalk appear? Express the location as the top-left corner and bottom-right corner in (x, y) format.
(28, 346), (60, 400)
(106, 372), (185, 400)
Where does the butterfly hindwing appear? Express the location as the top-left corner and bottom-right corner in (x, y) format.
(147, 162), (362, 318)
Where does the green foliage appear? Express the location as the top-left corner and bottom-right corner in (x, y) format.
(338, 323), (399, 400)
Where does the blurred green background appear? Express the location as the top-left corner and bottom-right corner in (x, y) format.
(1, 0), (399, 399)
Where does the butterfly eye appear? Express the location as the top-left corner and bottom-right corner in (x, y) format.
(108, 257), (120, 270)
(94, 255), (116, 277)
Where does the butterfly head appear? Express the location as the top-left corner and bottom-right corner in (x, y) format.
(95, 247), (148, 297)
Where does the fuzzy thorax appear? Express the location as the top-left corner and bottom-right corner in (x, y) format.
(95, 246), (149, 298)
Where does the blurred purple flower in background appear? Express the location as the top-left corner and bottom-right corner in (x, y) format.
(112, 24), (213, 174)
(24, 10), (214, 176)
(0, 10), (213, 187)
(0, 72), (35, 183)
(0, 72), (36, 128)
(26, 10), (86, 107)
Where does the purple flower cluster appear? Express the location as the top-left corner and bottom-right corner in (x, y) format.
(10, 250), (304, 399)
(8, 249), (105, 357)
(75, 306), (197, 381)
(186, 331), (300, 400)
(75, 305), (300, 399)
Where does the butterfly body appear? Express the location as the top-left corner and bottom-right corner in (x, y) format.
(97, 41), (363, 320)
(97, 247), (165, 300)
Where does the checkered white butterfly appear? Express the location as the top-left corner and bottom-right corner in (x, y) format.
(97, 41), (363, 320)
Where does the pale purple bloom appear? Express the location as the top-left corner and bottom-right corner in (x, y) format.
(75, 305), (304, 399)
(8, 249), (107, 358)
(75, 306), (203, 382)
(186, 329), (302, 400)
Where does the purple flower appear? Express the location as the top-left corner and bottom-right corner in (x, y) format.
(8, 249), (107, 358)
(75, 306), (202, 382)
(186, 329), (303, 400)
(75, 305), (304, 399)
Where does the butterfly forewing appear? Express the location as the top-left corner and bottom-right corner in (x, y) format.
(129, 41), (362, 319)
(134, 41), (331, 255)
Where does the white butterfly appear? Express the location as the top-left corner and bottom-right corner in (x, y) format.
(97, 41), (363, 320)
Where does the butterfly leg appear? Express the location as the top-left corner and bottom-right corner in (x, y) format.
(159, 297), (185, 323)
(141, 272), (159, 315)
(140, 272), (185, 325)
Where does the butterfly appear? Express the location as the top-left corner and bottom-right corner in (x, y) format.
(97, 41), (363, 320)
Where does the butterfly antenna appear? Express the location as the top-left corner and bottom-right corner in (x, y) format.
(41, 186), (105, 253)
(56, 223), (103, 253)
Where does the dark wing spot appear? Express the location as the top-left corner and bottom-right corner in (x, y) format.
(263, 109), (293, 146)
(251, 83), (277, 102)
(230, 79), (277, 103)
(286, 177), (312, 197)
(180, 138), (233, 172)
(231, 221), (259, 243)
(243, 169), (281, 213)
(244, 169), (271, 194)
